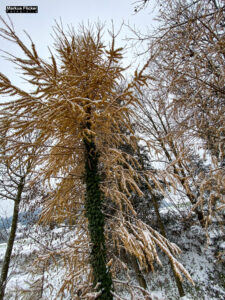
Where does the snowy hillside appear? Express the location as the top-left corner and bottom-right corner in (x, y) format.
(0, 210), (224, 299)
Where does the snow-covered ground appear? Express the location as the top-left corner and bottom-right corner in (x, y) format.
(0, 213), (224, 299)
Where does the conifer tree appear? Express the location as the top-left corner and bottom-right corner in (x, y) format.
(0, 19), (194, 298)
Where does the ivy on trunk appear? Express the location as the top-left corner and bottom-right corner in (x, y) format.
(84, 138), (113, 299)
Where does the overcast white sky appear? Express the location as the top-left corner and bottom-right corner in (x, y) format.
(0, 0), (156, 217)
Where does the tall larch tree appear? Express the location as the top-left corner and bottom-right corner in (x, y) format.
(0, 19), (193, 298)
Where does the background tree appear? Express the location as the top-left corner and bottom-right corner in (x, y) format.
(132, 0), (225, 232)
(0, 129), (38, 299)
(135, 85), (206, 225)
(128, 1), (225, 295)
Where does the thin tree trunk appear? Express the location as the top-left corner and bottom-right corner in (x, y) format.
(150, 191), (185, 297)
(130, 255), (148, 294)
(146, 112), (204, 226)
(0, 176), (24, 300)
(136, 146), (185, 297)
(84, 138), (113, 300)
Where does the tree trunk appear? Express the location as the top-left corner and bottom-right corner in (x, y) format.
(130, 255), (148, 293)
(136, 144), (185, 297)
(0, 177), (24, 300)
(146, 112), (204, 226)
(84, 138), (113, 299)
(150, 190), (185, 297)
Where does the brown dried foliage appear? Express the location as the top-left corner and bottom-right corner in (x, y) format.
(0, 19), (193, 297)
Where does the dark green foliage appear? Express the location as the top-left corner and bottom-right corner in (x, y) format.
(84, 138), (113, 300)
